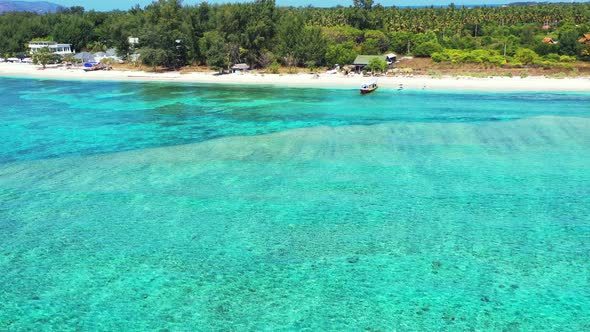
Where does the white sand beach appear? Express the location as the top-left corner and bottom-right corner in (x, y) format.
(1, 62), (590, 91)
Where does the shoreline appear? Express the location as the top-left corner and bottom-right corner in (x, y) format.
(2, 63), (590, 92)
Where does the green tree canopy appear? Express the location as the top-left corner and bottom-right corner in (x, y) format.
(367, 57), (387, 73)
(32, 46), (55, 68)
(52, 15), (94, 52)
(413, 41), (443, 57)
(139, 47), (167, 70)
(276, 11), (304, 66)
(514, 48), (539, 65)
(140, 0), (190, 68)
(558, 28), (582, 56)
(200, 31), (228, 72)
(2, 0), (590, 68)
(325, 43), (357, 67)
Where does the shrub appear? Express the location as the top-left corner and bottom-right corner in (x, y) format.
(305, 60), (317, 72)
(469, 49), (497, 63)
(431, 52), (447, 62)
(431, 49), (505, 67)
(514, 48), (539, 65)
(489, 55), (507, 66)
(413, 41), (443, 57)
(548, 72), (566, 79)
(544, 53), (560, 62)
(459, 51), (477, 63)
(268, 61), (280, 74)
(367, 57), (388, 74)
(559, 55), (576, 63)
(257, 50), (275, 68)
(427, 70), (442, 78)
(448, 49), (468, 63)
(557, 63), (574, 70)
(538, 60), (554, 69)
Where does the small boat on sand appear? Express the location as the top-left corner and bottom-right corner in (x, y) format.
(83, 62), (112, 72)
(360, 79), (378, 94)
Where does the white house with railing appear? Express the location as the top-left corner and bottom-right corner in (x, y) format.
(28, 41), (73, 55)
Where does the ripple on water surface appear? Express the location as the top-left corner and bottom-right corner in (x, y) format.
(1, 115), (589, 330)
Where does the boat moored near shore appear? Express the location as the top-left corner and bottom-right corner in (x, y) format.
(361, 79), (378, 94)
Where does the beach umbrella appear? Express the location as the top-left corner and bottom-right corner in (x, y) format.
(105, 49), (117, 57)
(74, 52), (95, 63)
(94, 51), (106, 57)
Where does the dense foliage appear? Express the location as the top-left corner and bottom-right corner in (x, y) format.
(1, 0), (589, 69)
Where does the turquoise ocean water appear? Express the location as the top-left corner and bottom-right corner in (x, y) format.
(0, 77), (589, 331)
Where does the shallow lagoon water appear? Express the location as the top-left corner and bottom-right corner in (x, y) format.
(0, 78), (589, 330)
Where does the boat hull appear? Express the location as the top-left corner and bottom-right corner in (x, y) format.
(360, 87), (377, 94)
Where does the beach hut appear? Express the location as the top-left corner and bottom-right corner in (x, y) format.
(74, 52), (95, 63)
(93, 51), (107, 63)
(95, 49), (123, 63)
(385, 53), (397, 63)
(231, 63), (249, 73)
(352, 55), (390, 73)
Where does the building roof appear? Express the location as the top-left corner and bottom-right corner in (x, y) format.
(579, 34), (590, 43)
(29, 41), (70, 46)
(74, 52), (95, 62)
(231, 63), (249, 70)
(352, 55), (387, 65)
(29, 41), (57, 45)
(542, 37), (557, 44)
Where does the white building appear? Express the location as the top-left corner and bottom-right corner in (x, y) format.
(29, 41), (73, 55)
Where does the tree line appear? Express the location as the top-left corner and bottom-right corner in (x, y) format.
(0, 0), (589, 70)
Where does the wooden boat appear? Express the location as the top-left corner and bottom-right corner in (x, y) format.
(83, 63), (111, 72)
(360, 79), (378, 94)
